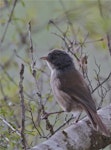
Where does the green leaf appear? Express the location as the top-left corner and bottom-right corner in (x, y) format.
(20, 0), (25, 7)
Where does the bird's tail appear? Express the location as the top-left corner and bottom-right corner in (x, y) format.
(85, 108), (109, 137)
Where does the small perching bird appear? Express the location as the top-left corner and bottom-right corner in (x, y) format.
(41, 49), (109, 136)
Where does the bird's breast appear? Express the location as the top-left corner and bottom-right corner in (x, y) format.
(50, 71), (73, 112)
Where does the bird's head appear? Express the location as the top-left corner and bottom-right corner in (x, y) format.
(40, 49), (74, 71)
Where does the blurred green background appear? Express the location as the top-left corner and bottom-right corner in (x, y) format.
(0, 0), (111, 149)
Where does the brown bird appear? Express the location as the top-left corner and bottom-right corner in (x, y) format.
(41, 49), (109, 136)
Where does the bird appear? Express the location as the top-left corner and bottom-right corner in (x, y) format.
(40, 49), (109, 136)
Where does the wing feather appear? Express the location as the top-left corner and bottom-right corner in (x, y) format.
(58, 69), (96, 112)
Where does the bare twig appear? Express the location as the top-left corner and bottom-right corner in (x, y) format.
(48, 115), (73, 138)
(98, 0), (104, 18)
(19, 64), (26, 150)
(0, 116), (20, 136)
(41, 110), (64, 120)
(0, 63), (33, 100)
(51, 32), (80, 62)
(0, 63), (18, 86)
(45, 118), (54, 136)
(0, 80), (20, 127)
(59, 0), (76, 40)
(92, 59), (111, 108)
(28, 104), (42, 137)
(98, 0), (111, 55)
(85, 71), (93, 92)
(85, 38), (104, 44)
(28, 21), (34, 56)
(106, 33), (111, 55)
(28, 21), (43, 125)
(94, 62), (105, 108)
(1, 0), (18, 43)
(92, 72), (111, 93)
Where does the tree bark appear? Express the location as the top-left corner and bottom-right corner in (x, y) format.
(31, 105), (111, 150)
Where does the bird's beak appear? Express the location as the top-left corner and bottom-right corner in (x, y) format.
(40, 56), (48, 60)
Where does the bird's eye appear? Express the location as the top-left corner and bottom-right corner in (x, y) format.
(48, 53), (54, 61)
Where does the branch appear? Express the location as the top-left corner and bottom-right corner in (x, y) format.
(31, 105), (111, 150)
(19, 64), (26, 150)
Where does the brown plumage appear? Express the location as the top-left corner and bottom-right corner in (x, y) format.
(41, 49), (109, 136)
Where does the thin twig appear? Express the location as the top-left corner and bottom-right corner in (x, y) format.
(59, 0), (76, 39)
(0, 116), (21, 136)
(41, 110), (64, 119)
(98, 0), (111, 55)
(52, 32), (80, 62)
(28, 21), (43, 124)
(1, 0), (18, 43)
(92, 72), (111, 93)
(48, 115), (73, 138)
(19, 64), (26, 150)
(28, 104), (42, 136)
(106, 33), (111, 55)
(0, 63), (33, 100)
(0, 80), (20, 127)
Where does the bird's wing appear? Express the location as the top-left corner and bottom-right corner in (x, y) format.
(58, 69), (96, 112)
